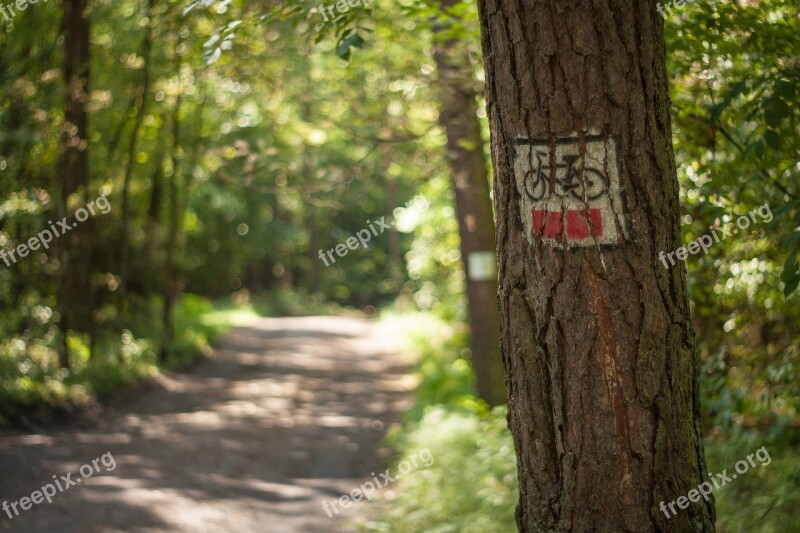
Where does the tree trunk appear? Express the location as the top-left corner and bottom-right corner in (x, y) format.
(119, 0), (155, 305)
(161, 22), (183, 363)
(376, 141), (405, 292)
(300, 100), (320, 292)
(385, 173), (404, 290)
(58, 0), (91, 368)
(476, 0), (715, 530)
(434, 1), (505, 407)
(1, 81), (26, 314)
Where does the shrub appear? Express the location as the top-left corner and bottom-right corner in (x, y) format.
(367, 405), (518, 533)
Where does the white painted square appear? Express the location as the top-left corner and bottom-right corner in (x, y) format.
(513, 132), (629, 248)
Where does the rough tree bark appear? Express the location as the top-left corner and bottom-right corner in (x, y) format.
(476, 0), (715, 530)
(434, 0), (506, 406)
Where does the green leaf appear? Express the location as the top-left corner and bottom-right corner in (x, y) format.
(775, 79), (796, 100)
(774, 197), (800, 218)
(764, 130), (780, 150)
(709, 79), (748, 122)
(336, 32), (365, 60)
(765, 108), (781, 128)
(782, 250), (799, 296)
(764, 102), (783, 129)
(783, 274), (799, 296)
(786, 231), (800, 248)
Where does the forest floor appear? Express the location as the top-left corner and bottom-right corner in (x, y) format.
(0, 316), (415, 532)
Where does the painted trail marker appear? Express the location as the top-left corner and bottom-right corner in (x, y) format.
(513, 133), (629, 248)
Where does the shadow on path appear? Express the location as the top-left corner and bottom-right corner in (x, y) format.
(0, 316), (414, 532)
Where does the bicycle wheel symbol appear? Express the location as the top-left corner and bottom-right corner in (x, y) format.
(556, 155), (608, 201)
(522, 151), (549, 201)
(522, 150), (608, 202)
(556, 155), (607, 201)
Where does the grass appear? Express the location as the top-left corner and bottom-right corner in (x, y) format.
(221, 287), (346, 318)
(364, 404), (518, 533)
(362, 310), (517, 532)
(0, 293), (259, 428)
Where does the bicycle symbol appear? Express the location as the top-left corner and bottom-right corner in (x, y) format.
(523, 151), (608, 201)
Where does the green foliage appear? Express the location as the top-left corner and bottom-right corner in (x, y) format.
(381, 311), (476, 421)
(371, 312), (515, 530)
(0, 294), (247, 427)
(367, 405), (517, 533)
(665, 1), (800, 511)
(404, 175), (467, 321)
(67, 356), (157, 399)
(704, 429), (800, 532)
(1, 0), (447, 423)
(210, 287), (345, 318)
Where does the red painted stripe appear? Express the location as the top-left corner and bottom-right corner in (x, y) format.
(566, 208), (603, 239)
(533, 208), (603, 240)
(532, 209), (562, 238)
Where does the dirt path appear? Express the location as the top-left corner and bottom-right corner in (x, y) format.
(0, 316), (414, 532)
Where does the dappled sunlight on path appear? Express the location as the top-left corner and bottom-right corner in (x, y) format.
(0, 316), (414, 532)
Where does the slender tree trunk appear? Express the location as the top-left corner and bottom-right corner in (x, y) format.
(476, 0), (715, 530)
(58, 0), (91, 368)
(1, 87), (26, 314)
(119, 0), (155, 305)
(385, 173), (404, 289)
(144, 141), (166, 278)
(434, 0), (505, 406)
(377, 142), (404, 291)
(148, 151), (164, 226)
(178, 84), (206, 245)
(300, 100), (320, 292)
(161, 24), (183, 362)
(244, 189), (261, 293)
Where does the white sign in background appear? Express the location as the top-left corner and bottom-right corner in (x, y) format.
(467, 251), (497, 281)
